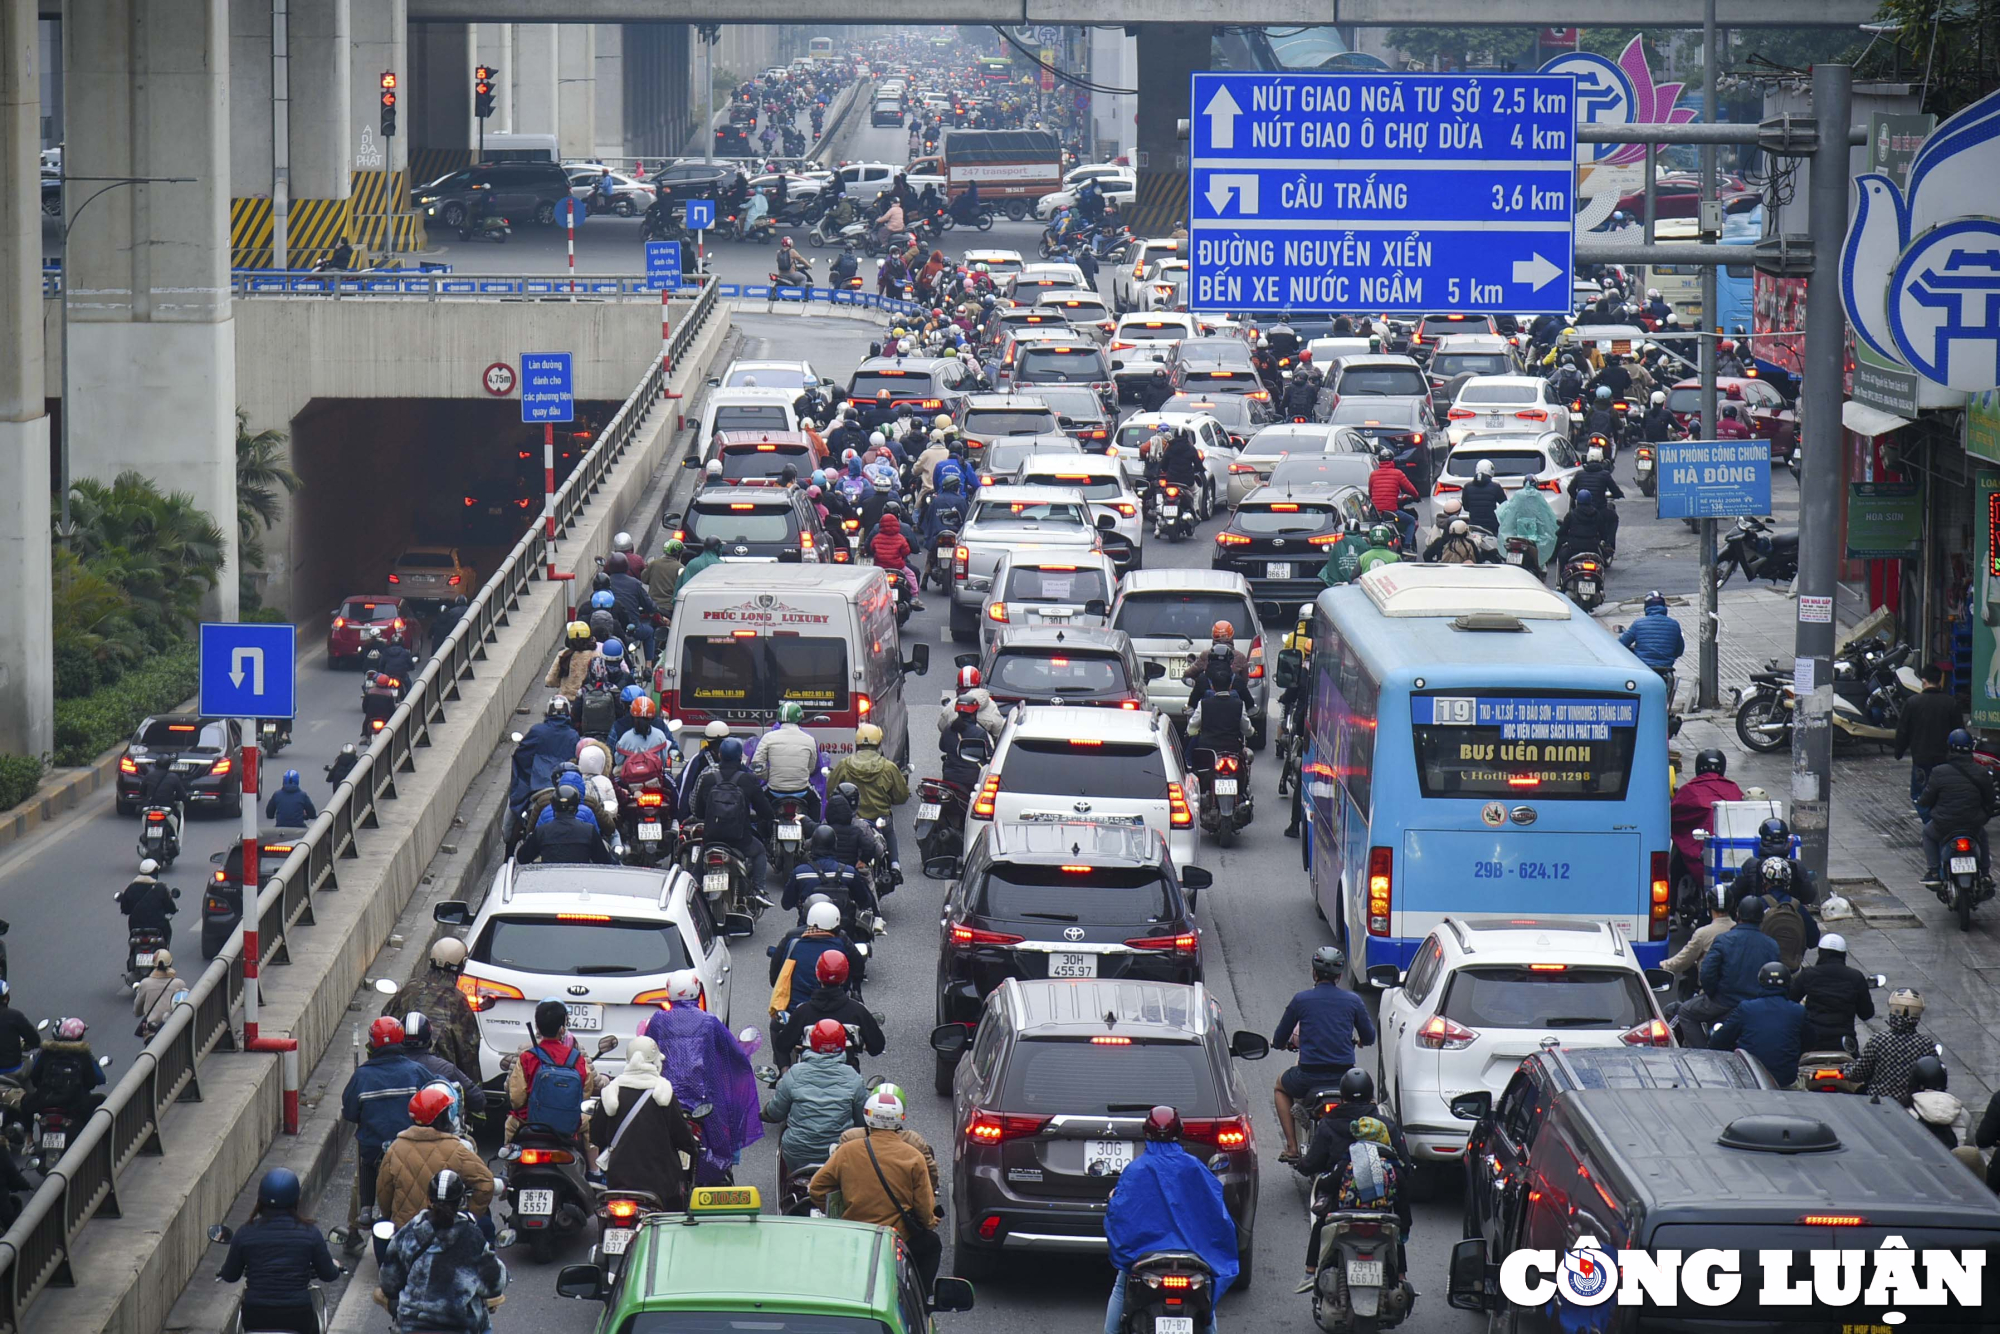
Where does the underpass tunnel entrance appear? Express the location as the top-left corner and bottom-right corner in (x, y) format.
(285, 398), (619, 632)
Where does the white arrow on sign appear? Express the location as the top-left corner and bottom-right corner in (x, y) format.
(1205, 173), (1259, 216)
(229, 646), (266, 693)
(1203, 85), (1242, 150)
(1512, 252), (1563, 291)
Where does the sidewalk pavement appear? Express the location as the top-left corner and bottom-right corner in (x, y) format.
(1597, 584), (2000, 1118)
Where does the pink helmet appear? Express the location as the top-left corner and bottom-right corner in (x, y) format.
(56, 1017), (87, 1041)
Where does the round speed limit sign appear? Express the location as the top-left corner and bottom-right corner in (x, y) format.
(482, 361), (517, 396)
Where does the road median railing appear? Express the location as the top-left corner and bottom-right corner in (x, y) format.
(0, 276), (723, 1334)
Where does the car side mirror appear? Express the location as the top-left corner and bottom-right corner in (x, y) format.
(1366, 964), (1403, 989)
(555, 1263), (611, 1302)
(930, 1277), (977, 1313)
(953, 652), (980, 672)
(723, 913), (756, 939)
(208, 1224), (233, 1244)
(930, 1022), (971, 1060)
(1181, 866), (1213, 890)
(1228, 1030), (1269, 1060)
(1256, 600), (1282, 622)
(705, 376), (722, 388)
(1143, 660), (1166, 681)
(1095, 513), (1117, 530)
(597, 1034), (619, 1055)
(433, 902), (472, 926)
(904, 643), (931, 677)
(1449, 1091), (1493, 1122)
(1085, 598), (1108, 617)
(1447, 1238), (1495, 1313)
(373, 977), (400, 995)
(1644, 967), (1675, 993)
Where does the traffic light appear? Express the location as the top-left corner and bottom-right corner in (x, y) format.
(379, 70), (398, 137)
(474, 65), (496, 120)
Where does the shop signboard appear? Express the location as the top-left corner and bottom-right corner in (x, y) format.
(1843, 480), (1924, 560)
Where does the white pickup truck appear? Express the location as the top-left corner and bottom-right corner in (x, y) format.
(1108, 312), (1198, 403)
(946, 484), (1105, 643)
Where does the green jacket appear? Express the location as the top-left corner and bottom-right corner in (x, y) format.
(1356, 546), (1401, 574)
(1318, 534), (1371, 586)
(677, 551), (721, 591)
(827, 747), (909, 820)
(383, 969), (483, 1080)
(646, 555), (685, 608)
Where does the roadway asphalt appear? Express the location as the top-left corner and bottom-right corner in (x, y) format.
(304, 304), (1723, 1334)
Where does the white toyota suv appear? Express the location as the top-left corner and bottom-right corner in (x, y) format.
(1370, 916), (1672, 1169)
(432, 862), (752, 1089)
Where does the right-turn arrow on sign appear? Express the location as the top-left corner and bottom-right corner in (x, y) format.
(1512, 253), (1564, 291)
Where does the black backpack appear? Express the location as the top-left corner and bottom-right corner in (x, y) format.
(705, 775), (753, 843)
(575, 686), (619, 738)
(37, 1052), (89, 1104)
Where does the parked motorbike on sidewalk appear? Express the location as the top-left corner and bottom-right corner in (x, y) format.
(1717, 514), (1798, 587)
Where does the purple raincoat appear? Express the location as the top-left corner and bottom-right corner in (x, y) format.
(641, 1004), (763, 1182)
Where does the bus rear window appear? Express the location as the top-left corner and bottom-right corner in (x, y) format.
(679, 635), (851, 711)
(1409, 693), (1638, 800)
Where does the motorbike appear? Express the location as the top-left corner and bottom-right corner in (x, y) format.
(698, 838), (765, 921)
(769, 790), (815, 881)
(138, 804), (182, 869)
(122, 897), (178, 988)
(944, 198), (996, 231)
(1117, 1252), (1218, 1334)
(1717, 514), (1798, 587)
(31, 1060), (112, 1174)
(1500, 536), (1545, 581)
(456, 212), (511, 244)
(1937, 832), (1994, 932)
(361, 671), (402, 740)
(209, 1224), (337, 1333)
(1558, 550), (1607, 611)
(770, 256), (815, 289)
(1190, 747), (1252, 847)
(257, 718), (290, 756)
(615, 751), (674, 868)
(881, 567), (917, 626)
(1309, 1196), (1413, 1334)
(809, 212), (868, 248)
(734, 212), (778, 245)
(1153, 482), (1194, 542)
(924, 529), (960, 592)
(1733, 636), (1918, 752)
(1633, 443), (1658, 498)
(915, 777), (971, 878)
(499, 1124), (595, 1263)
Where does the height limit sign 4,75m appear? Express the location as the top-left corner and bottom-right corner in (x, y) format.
(1187, 72), (1577, 315)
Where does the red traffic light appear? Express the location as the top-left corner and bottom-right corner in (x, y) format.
(380, 89), (397, 108)
(380, 70), (397, 89)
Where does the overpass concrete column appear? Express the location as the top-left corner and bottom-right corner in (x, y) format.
(594, 24), (622, 160)
(1127, 24), (1206, 236)
(1, 0), (52, 757)
(228, 0), (274, 198)
(350, 0), (406, 178)
(411, 20), (473, 151)
(290, 0), (350, 198)
(475, 22), (513, 134)
(512, 23), (555, 136)
(556, 24), (594, 159)
(65, 0), (239, 617)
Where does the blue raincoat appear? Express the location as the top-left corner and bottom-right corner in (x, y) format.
(1104, 1140), (1240, 1293)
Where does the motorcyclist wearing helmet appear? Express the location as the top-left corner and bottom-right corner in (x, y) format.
(676, 534), (726, 591)
(586, 1033), (701, 1211)
(1644, 287), (1672, 324)
(265, 767), (318, 827)
(1727, 816), (1818, 912)
(1554, 488), (1615, 568)
(1619, 591), (1685, 671)
(604, 554), (662, 663)
(917, 473), (969, 578)
(430, 594), (471, 653)
(775, 234), (807, 283)
(1919, 728), (1997, 891)
(1587, 353), (1632, 402)
(1103, 1107), (1239, 1334)
(398, 1012), (486, 1117)
(834, 1081), (939, 1196)
(1844, 988), (1943, 1106)
(1424, 517), (1487, 565)
(1272, 947), (1376, 1162)
(339, 1017), (432, 1240)
(935, 664), (1000, 740)
(1368, 447), (1421, 547)
(376, 1169), (507, 1334)
(0, 981), (39, 1079)
(119, 858), (179, 955)
(1569, 440), (1624, 508)
(1640, 389), (1675, 443)
(1460, 457), (1509, 534)
(821, 789), (887, 879)
(753, 701), (823, 824)
(1788, 933), (1876, 1054)
(647, 537), (686, 610)
(637, 971), (766, 1184)
(810, 1089), (939, 1282)
(773, 948), (884, 1066)
(826, 722), (909, 875)
(678, 718), (733, 807)
(1669, 749), (1743, 898)
(516, 786), (617, 864)
(1158, 425), (1204, 494)
(938, 694), (995, 793)
(1302, 1114), (1413, 1297)
(380, 937), (482, 1078)
(614, 695), (675, 771)
(377, 634), (418, 689)
(693, 735), (775, 888)
(1186, 641), (1256, 769)
(769, 898), (866, 994)
(378, 1084), (494, 1232)
(1677, 897), (1781, 1039)
(783, 825), (875, 926)
(761, 1016), (870, 1177)
(1747, 856), (1819, 970)
(545, 621), (601, 702)
(1356, 522), (1402, 574)
(1295, 1067), (1412, 1180)
(1282, 367), (1319, 420)
(508, 998), (602, 1175)
(1315, 515), (1373, 587)
(1896, 662), (1963, 817)
(217, 1169), (342, 1334)
(1709, 960), (1808, 1086)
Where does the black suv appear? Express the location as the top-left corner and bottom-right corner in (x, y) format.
(118, 716), (244, 816)
(974, 627), (1155, 713)
(1211, 484), (1370, 608)
(204, 835), (302, 957)
(411, 161), (574, 229)
(668, 484), (837, 564)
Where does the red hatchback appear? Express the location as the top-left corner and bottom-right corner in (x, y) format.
(327, 595), (416, 667)
(1664, 376), (1798, 459)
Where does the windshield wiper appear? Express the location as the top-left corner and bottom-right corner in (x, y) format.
(1020, 911), (1080, 922)
(573, 964), (640, 975)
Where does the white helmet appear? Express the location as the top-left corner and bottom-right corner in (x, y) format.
(612, 531), (634, 553)
(704, 458), (723, 477)
(897, 337), (913, 355)
(869, 431), (886, 448)
(704, 719), (731, 739)
(139, 858), (160, 876)
(1436, 493), (1463, 514)
(1646, 288), (1661, 300)
(806, 901), (843, 931)
(929, 428), (947, 442)
(1651, 390), (1666, 406)
(664, 969), (704, 1004)
(863, 1089), (907, 1129)
(934, 413), (951, 430)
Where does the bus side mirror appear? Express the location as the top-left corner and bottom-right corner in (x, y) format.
(1447, 1238), (1495, 1313)
(904, 643), (931, 677)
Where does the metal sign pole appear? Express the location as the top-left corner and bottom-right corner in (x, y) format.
(1698, 0), (1721, 711)
(1791, 62), (1854, 892)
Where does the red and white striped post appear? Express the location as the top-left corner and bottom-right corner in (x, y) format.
(566, 202), (576, 297)
(239, 729), (263, 1045)
(544, 421), (558, 579)
(661, 284), (685, 424)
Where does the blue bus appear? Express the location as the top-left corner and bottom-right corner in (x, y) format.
(1301, 564), (1672, 976)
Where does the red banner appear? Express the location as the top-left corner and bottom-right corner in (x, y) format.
(1539, 28), (1580, 47)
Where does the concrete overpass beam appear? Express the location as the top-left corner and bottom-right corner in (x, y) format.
(1126, 23), (1205, 237)
(512, 22), (555, 137)
(64, 0), (239, 618)
(557, 23), (594, 159)
(1, 0), (52, 757)
(411, 19), (472, 150)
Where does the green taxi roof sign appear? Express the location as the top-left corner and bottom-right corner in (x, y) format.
(688, 1185), (761, 1217)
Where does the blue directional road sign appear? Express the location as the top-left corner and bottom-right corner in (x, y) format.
(1187, 72), (1577, 315)
(199, 622), (297, 720)
(645, 239), (683, 288)
(521, 352), (574, 424)
(559, 196), (587, 228)
(1655, 439), (1772, 520)
(684, 199), (715, 232)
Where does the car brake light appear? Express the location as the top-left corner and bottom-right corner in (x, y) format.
(517, 1148), (575, 1166)
(987, 601), (1008, 622)
(455, 975), (526, 1011)
(949, 922), (1024, 947)
(1248, 635), (1263, 679)
(1620, 1018), (1672, 1047)
(1183, 1116), (1249, 1149)
(1416, 1015), (1476, 1049)
(210, 758), (233, 776)
(386, 572), (400, 583)
(954, 545), (969, 580)
(333, 616), (346, 629)
(1800, 1215), (1866, 1227)
(447, 574), (462, 585)
(120, 757), (139, 775)
(1433, 483), (1461, 496)
(205, 895), (230, 914)
(1367, 846), (1392, 935)
(1126, 932), (1199, 954)
(634, 983), (707, 1009)
(1114, 502), (1136, 517)
(967, 1110), (1049, 1144)
(1515, 409), (1548, 422)
(1537, 478), (1564, 492)
(971, 773), (1001, 819)
(1214, 531), (1251, 546)
(558, 912), (611, 922)
(1167, 782), (1192, 828)
(1110, 341), (1133, 351)
(1447, 408), (1474, 421)
(1651, 850), (1671, 940)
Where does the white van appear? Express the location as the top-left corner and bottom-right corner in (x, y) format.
(697, 388), (799, 458)
(477, 133), (560, 163)
(660, 565), (931, 768)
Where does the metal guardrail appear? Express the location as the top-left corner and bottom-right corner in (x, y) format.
(0, 275), (722, 1334)
(726, 283), (927, 320)
(228, 273), (706, 300)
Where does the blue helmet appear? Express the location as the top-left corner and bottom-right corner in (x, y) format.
(556, 770), (586, 794)
(590, 590), (616, 611)
(258, 1168), (302, 1210)
(602, 638), (625, 661)
(621, 684), (646, 705)
(719, 737), (744, 764)
(282, 769), (301, 790)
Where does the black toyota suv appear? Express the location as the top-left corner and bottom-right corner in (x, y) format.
(1446, 1046), (2000, 1331)
(204, 835), (302, 957)
(118, 716), (245, 816)
(668, 484), (837, 564)
(973, 627), (1156, 713)
(1211, 484), (1371, 608)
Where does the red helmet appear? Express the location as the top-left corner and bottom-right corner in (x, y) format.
(955, 694), (981, 716)
(957, 665), (982, 689)
(1210, 620), (1236, 643)
(1143, 1105), (1183, 1142)
(368, 1017), (405, 1051)
(409, 1085), (454, 1126)
(815, 950), (851, 986)
(781, 236), (795, 248)
(808, 1018), (849, 1053)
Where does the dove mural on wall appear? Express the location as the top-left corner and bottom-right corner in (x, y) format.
(1842, 86), (2000, 394)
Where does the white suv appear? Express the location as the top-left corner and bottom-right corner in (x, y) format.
(433, 862), (752, 1088)
(1371, 917), (1672, 1167)
(963, 705), (1203, 872)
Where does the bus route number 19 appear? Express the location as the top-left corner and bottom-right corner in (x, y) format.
(1433, 697), (1477, 726)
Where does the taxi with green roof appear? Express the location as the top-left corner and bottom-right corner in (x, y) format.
(556, 1185), (977, 1332)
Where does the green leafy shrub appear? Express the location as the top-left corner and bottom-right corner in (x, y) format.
(52, 643), (200, 767)
(0, 754), (45, 812)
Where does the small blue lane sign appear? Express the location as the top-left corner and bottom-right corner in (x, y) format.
(1655, 439), (1772, 519)
(645, 240), (683, 288)
(684, 199), (715, 232)
(1187, 72), (1577, 315)
(200, 622), (298, 720)
(521, 352), (574, 424)
(559, 196), (586, 228)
